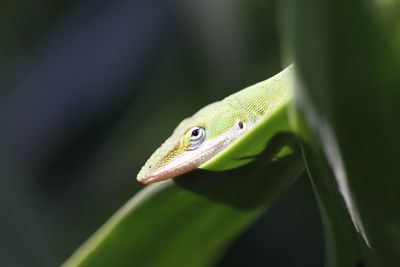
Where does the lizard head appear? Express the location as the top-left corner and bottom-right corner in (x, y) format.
(137, 102), (247, 184)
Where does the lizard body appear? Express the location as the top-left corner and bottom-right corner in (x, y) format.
(137, 65), (293, 184)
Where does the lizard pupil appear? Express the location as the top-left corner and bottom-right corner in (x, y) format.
(187, 127), (205, 150)
(191, 129), (199, 137)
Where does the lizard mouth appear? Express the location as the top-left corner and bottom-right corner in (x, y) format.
(137, 161), (198, 185)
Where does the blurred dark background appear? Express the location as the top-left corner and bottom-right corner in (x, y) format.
(0, 0), (323, 266)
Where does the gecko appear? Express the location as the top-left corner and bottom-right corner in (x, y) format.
(137, 65), (294, 184)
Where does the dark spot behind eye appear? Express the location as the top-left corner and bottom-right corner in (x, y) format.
(191, 129), (199, 137)
(238, 122), (244, 129)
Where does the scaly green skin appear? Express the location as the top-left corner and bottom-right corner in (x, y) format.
(137, 65), (294, 184)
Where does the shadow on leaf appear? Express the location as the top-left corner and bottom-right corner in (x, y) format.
(175, 132), (305, 209)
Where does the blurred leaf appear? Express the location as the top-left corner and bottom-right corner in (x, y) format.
(62, 134), (304, 267)
(290, 0), (400, 265)
(301, 146), (367, 267)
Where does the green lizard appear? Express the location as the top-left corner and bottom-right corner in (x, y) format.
(137, 65), (294, 184)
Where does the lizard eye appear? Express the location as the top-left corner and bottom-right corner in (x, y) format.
(187, 127), (206, 150)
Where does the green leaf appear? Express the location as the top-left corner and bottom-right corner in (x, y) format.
(290, 0), (400, 265)
(301, 147), (367, 267)
(62, 134), (304, 267)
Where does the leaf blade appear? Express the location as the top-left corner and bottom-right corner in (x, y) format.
(63, 137), (304, 267)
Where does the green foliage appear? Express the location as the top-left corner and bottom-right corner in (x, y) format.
(63, 0), (400, 266)
(291, 0), (400, 265)
(63, 135), (304, 267)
